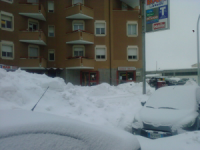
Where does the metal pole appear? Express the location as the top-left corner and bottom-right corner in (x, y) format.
(197, 14), (200, 86)
(142, 0), (146, 94)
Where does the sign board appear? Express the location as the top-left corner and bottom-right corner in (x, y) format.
(118, 67), (136, 71)
(0, 64), (18, 71)
(146, 0), (170, 32)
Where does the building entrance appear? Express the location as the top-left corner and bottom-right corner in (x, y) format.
(81, 71), (99, 86)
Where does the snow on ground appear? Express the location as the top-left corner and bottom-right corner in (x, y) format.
(0, 68), (152, 132)
(0, 68), (200, 150)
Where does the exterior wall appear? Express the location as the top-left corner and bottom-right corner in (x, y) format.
(61, 69), (80, 85)
(0, 0), (142, 85)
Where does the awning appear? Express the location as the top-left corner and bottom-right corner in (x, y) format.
(120, 0), (140, 8)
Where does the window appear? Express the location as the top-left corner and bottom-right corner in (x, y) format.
(127, 21), (138, 37)
(1, 0), (13, 4)
(28, 45), (39, 58)
(127, 46), (138, 61)
(73, 45), (85, 57)
(48, 1), (54, 12)
(95, 21), (106, 36)
(0, 11), (14, 31)
(48, 50), (55, 61)
(1, 41), (14, 59)
(72, 0), (84, 5)
(28, 19), (39, 31)
(48, 25), (55, 37)
(73, 20), (84, 31)
(95, 46), (106, 61)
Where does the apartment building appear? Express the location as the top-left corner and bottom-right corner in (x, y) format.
(0, 0), (143, 86)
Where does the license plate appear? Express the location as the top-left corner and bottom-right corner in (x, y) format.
(148, 132), (163, 139)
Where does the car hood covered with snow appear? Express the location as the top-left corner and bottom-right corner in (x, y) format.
(0, 110), (140, 150)
(140, 107), (198, 127)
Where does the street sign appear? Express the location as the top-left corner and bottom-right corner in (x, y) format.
(146, 0), (170, 32)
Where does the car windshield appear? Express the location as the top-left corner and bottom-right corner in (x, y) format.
(145, 86), (197, 110)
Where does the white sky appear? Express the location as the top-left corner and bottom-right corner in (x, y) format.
(146, 0), (200, 71)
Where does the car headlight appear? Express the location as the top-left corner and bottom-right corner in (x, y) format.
(182, 119), (196, 128)
(132, 118), (143, 129)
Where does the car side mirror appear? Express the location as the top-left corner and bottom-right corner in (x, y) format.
(141, 102), (146, 106)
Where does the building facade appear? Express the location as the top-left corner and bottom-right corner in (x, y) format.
(0, 0), (143, 85)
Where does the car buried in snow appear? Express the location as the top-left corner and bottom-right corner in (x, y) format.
(132, 86), (200, 139)
(0, 110), (141, 150)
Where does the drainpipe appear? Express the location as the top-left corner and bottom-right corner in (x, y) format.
(109, 0), (112, 85)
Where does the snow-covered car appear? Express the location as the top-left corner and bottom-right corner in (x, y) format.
(132, 86), (200, 139)
(0, 110), (141, 150)
(177, 78), (189, 85)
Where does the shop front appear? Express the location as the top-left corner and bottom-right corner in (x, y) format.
(80, 71), (99, 86)
(117, 67), (136, 84)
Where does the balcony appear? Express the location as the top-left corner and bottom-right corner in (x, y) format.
(66, 30), (94, 44)
(18, 1), (46, 21)
(66, 57), (94, 69)
(19, 30), (47, 45)
(66, 3), (94, 19)
(19, 57), (47, 69)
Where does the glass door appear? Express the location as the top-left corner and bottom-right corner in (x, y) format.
(81, 71), (99, 86)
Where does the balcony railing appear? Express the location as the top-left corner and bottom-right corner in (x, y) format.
(18, 0), (46, 21)
(66, 3), (94, 19)
(66, 30), (94, 44)
(66, 56), (94, 69)
(19, 57), (47, 68)
(19, 30), (47, 45)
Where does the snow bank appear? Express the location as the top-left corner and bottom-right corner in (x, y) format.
(185, 79), (198, 86)
(0, 68), (153, 132)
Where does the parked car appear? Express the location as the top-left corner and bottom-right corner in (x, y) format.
(132, 86), (200, 139)
(148, 77), (165, 87)
(177, 78), (189, 85)
(165, 78), (177, 86)
(0, 110), (141, 150)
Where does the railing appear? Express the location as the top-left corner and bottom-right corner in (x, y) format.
(66, 56), (94, 63)
(18, 0), (42, 10)
(20, 56), (46, 63)
(66, 3), (93, 10)
(19, 0), (39, 4)
(66, 29), (93, 35)
(20, 29), (43, 32)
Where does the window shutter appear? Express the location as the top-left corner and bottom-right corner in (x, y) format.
(49, 26), (54, 33)
(73, 0), (83, 4)
(48, 1), (54, 11)
(74, 47), (83, 51)
(96, 48), (105, 55)
(29, 47), (38, 57)
(2, 45), (12, 52)
(128, 24), (136, 35)
(128, 48), (137, 55)
(1, 15), (12, 21)
(96, 23), (105, 28)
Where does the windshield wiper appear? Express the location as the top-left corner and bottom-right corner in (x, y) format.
(158, 107), (177, 110)
(146, 106), (154, 109)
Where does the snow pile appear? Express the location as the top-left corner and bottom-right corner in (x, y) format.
(0, 68), (153, 131)
(185, 79), (198, 86)
(137, 131), (200, 150)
